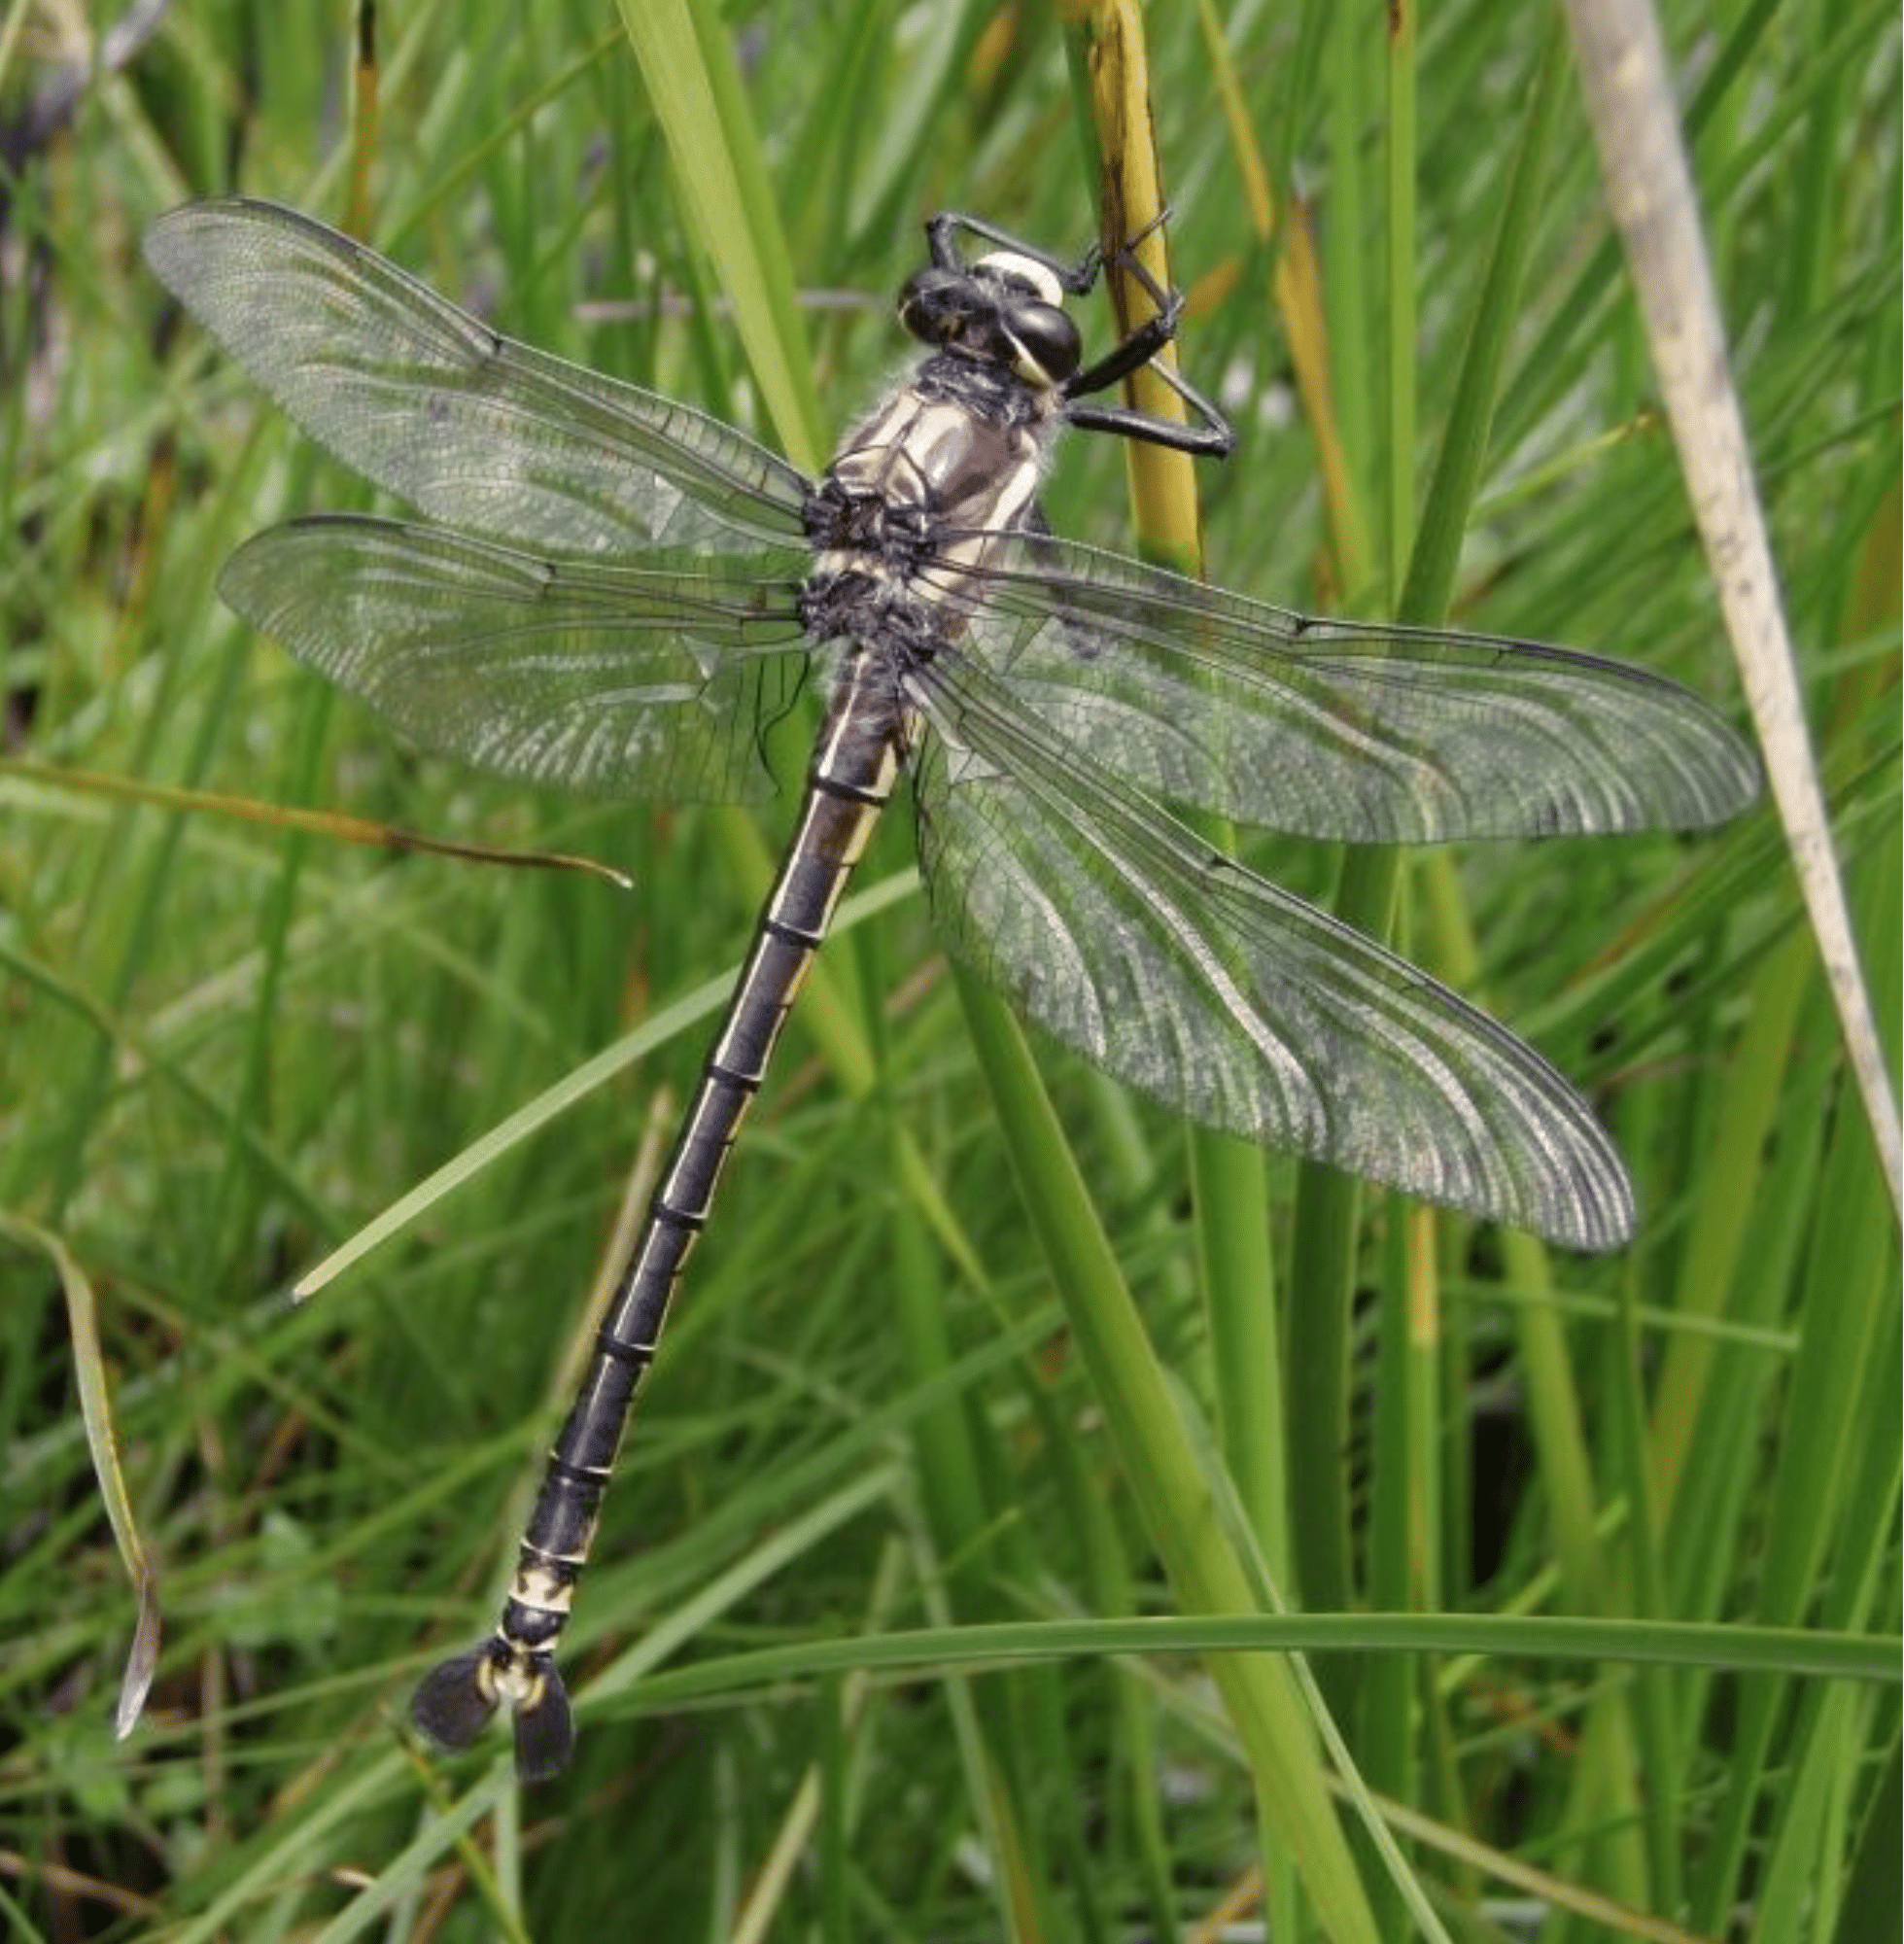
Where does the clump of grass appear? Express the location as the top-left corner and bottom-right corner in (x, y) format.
(2, 3), (1895, 1938)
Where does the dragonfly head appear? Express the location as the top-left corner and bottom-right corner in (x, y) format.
(897, 252), (1083, 391)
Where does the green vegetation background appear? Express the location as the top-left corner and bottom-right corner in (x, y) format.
(2, 2), (1897, 1938)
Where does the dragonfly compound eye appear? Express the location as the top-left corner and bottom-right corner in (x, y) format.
(1002, 299), (1082, 388)
(896, 266), (970, 346)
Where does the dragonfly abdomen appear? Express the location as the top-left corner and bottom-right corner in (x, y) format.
(412, 653), (904, 1779)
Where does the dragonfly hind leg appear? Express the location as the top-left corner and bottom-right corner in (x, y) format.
(412, 1638), (576, 1784)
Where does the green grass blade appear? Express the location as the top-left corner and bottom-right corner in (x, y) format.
(952, 967), (1384, 1942)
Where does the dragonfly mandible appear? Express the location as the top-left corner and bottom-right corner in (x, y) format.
(145, 198), (1759, 1779)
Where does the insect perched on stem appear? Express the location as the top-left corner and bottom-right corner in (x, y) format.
(146, 199), (1757, 1778)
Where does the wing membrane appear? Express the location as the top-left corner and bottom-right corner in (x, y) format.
(927, 532), (1759, 843)
(145, 199), (812, 558)
(221, 516), (811, 802)
(910, 652), (1636, 1251)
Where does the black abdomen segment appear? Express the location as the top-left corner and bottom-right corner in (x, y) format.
(411, 658), (903, 1780)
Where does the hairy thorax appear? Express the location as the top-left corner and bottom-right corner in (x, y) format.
(798, 351), (1059, 659)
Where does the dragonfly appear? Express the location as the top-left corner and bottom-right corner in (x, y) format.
(145, 197), (1758, 1781)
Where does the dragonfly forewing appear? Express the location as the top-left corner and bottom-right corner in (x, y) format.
(939, 533), (1760, 842)
(145, 199), (812, 558)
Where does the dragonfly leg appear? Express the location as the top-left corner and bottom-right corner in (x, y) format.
(922, 208), (1105, 293)
(1061, 282), (1233, 457)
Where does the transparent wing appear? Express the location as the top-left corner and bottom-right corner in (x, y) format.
(145, 198), (812, 558)
(221, 516), (812, 803)
(924, 532), (1759, 842)
(909, 652), (1637, 1251)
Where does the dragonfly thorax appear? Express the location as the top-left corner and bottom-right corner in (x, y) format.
(798, 358), (1056, 663)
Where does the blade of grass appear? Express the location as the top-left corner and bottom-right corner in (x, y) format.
(1562, 0), (1902, 1216)
(1064, 13), (1348, 1931)
(0, 1214), (162, 1740)
(613, 0), (821, 469)
(952, 968), (1383, 1944)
